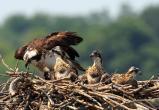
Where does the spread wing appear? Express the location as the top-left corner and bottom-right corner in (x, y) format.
(43, 32), (83, 50)
(15, 32), (83, 61)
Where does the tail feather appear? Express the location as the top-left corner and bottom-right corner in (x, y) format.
(61, 46), (79, 60)
(71, 60), (85, 71)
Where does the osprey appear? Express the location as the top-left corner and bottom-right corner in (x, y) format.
(81, 50), (110, 84)
(15, 32), (84, 79)
(111, 66), (140, 88)
(53, 50), (78, 82)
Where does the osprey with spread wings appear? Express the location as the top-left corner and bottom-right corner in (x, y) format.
(15, 32), (84, 79)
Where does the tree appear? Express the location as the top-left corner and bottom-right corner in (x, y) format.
(141, 6), (159, 37)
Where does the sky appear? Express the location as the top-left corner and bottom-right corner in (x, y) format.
(0, 0), (159, 23)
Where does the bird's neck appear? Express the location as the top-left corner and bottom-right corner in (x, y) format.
(93, 57), (102, 68)
(126, 71), (136, 79)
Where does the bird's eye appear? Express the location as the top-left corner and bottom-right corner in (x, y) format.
(59, 69), (66, 74)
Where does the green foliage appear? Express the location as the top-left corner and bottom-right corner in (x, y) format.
(141, 6), (159, 37)
(0, 5), (159, 80)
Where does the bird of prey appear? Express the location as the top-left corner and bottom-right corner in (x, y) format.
(53, 49), (79, 82)
(111, 66), (140, 88)
(83, 50), (110, 84)
(15, 32), (84, 79)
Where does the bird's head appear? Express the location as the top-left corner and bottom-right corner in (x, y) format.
(128, 66), (140, 74)
(90, 50), (102, 64)
(15, 46), (28, 60)
(23, 47), (41, 67)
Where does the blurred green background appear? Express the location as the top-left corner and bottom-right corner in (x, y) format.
(0, 1), (159, 81)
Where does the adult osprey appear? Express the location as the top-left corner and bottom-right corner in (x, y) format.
(15, 32), (84, 79)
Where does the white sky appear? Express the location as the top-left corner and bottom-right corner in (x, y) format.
(0, 0), (159, 22)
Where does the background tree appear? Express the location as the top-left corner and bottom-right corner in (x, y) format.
(0, 5), (159, 80)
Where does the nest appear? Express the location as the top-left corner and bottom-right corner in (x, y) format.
(0, 60), (159, 110)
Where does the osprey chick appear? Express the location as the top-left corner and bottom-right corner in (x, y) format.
(53, 50), (78, 82)
(111, 66), (140, 88)
(85, 50), (110, 84)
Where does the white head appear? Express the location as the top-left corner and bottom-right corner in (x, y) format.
(23, 47), (40, 67)
(128, 66), (140, 74)
(23, 48), (38, 61)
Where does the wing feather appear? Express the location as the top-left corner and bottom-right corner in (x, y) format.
(44, 32), (83, 50)
(61, 46), (79, 60)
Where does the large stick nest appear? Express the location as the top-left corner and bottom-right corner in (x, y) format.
(0, 60), (159, 110)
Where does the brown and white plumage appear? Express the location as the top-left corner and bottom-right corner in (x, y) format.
(14, 32), (83, 79)
(53, 50), (78, 82)
(111, 66), (140, 87)
(85, 50), (110, 84)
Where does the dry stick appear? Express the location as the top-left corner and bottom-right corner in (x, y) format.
(103, 98), (117, 108)
(9, 77), (24, 96)
(67, 106), (78, 110)
(142, 86), (159, 94)
(73, 89), (102, 107)
(1, 94), (16, 101)
(29, 105), (34, 110)
(0, 83), (6, 89)
(87, 91), (117, 108)
(96, 84), (112, 91)
(43, 92), (54, 106)
(0, 73), (9, 77)
(111, 84), (158, 110)
(59, 101), (73, 109)
(92, 92), (129, 103)
(73, 98), (104, 110)
(1, 58), (14, 72)
(49, 77), (70, 83)
(88, 91), (137, 110)
(33, 75), (52, 85)
(24, 95), (31, 110)
(6, 71), (33, 78)
(126, 99), (156, 109)
(111, 84), (133, 95)
(54, 98), (73, 108)
(15, 60), (19, 72)
(1, 78), (13, 93)
(77, 83), (93, 91)
(105, 92), (154, 110)
(106, 98), (133, 110)
(104, 95), (137, 110)
(106, 87), (156, 110)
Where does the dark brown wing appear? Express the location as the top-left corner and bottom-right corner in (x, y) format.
(27, 38), (45, 51)
(68, 60), (85, 71)
(61, 46), (79, 60)
(14, 45), (28, 60)
(44, 32), (83, 50)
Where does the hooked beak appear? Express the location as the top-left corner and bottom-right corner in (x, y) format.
(138, 70), (142, 75)
(89, 53), (95, 58)
(25, 59), (31, 68)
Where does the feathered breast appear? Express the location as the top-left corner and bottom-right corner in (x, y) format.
(111, 72), (135, 85)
